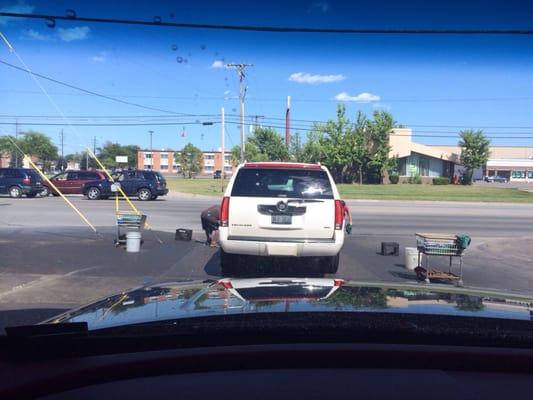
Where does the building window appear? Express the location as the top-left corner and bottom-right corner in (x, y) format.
(144, 165), (152, 170)
(144, 152), (152, 159)
(528, 171), (533, 179)
(511, 170), (526, 179)
(161, 153), (168, 159)
(160, 164), (168, 170)
(204, 154), (214, 160)
(224, 166), (232, 172)
(173, 164), (180, 170)
(204, 165), (214, 172)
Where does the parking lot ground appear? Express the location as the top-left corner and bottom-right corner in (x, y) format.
(2, 195), (533, 332)
(2, 223), (533, 332)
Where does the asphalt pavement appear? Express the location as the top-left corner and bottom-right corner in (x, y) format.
(1, 193), (533, 332)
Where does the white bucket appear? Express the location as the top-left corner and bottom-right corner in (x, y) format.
(126, 231), (142, 253)
(405, 247), (419, 270)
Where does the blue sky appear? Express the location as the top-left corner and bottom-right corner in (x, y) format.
(0, 0), (532, 154)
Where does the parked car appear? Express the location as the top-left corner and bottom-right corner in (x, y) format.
(82, 170), (168, 201)
(0, 168), (43, 198)
(41, 170), (107, 196)
(218, 162), (345, 275)
(213, 170), (227, 179)
(484, 175), (509, 183)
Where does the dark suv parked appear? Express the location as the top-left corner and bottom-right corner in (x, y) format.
(82, 170), (168, 201)
(0, 168), (43, 198)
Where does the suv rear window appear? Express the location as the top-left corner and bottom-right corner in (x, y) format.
(231, 168), (333, 199)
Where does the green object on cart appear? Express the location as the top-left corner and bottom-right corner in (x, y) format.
(456, 233), (471, 250)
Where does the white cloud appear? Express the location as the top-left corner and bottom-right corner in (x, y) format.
(57, 26), (90, 42)
(90, 55), (105, 62)
(334, 91), (380, 102)
(0, 1), (35, 25)
(289, 72), (345, 84)
(23, 29), (51, 41)
(211, 60), (225, 69)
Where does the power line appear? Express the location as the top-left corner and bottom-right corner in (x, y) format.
(1, 12), (533, 35)
(0, 59), (192, 116)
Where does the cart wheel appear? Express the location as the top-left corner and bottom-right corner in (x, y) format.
(424, 278), (431, 284)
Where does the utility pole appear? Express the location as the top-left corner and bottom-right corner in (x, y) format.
(220, 107), (225, 192)
(227, 63), (253, 162)
(148, 130), (154, 170)
(93, 136), (96, 154)
(285, 95), (291, 147)
(14, 119), (18, 167)
(60, 129), (64, 171)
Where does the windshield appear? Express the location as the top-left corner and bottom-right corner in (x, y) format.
(0, 0), (533, 336)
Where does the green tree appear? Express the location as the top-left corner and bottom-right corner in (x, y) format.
(299, 130), (325, 164)
(97, 142), (140, 169)
(289, 132), (303, 162)
(351, 111), (371, 185)
(177, 143), (203, 178)
(230, 127), (289, 164)
(367, 111), (396, 183)
(0, 135), (22, 167)
(458, 129), (490, 185)
(17, 131), (58, 171)
(248, 127), (290, 161)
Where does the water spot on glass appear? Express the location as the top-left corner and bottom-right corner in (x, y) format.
(45, 18), (56, 28)
(171, 44), (177, 51)
(153, 16), (162, 24)
(232, 108), (237, 112)
(201, 133), (204, 140)
(65, 9), (76, 18)
(176, 56), (184, 63)
(200, 44), (206, 50)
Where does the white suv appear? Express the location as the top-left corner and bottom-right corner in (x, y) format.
(219, 162), (345, 275)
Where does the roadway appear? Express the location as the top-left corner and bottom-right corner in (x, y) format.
(1, 194), (533, 331)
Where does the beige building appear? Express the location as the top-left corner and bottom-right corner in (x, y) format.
(389, 128), (533, 182)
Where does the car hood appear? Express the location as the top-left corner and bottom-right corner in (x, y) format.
(43, 279), (533, 331)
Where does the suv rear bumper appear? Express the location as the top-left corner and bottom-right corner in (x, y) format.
(219, 228), (344, 257)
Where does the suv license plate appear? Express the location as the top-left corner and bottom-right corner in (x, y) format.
(272, 215), (292, 225)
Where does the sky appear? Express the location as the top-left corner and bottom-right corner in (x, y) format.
(0, 0), (532, 155)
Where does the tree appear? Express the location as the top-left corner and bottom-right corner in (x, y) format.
(16, 131), (58, 171)
(230, 127), (289, 164)
(289, 132), (303, 162)
(351, 112), (371, 184)
(0, 135), (22, 167)
(458, 129), (490, 185)
(177, 143), (203, 178)
(366, 111), (396, 183)
(248, 127), (290, 161)
(299, 130), (325, 164)
(97, 142), (139, 169)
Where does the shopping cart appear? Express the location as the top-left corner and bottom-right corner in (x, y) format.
(415, 233), (469, 286)
(114, 212), (147, 247)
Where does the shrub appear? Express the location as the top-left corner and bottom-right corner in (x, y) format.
(432, 177), (450, 185)
(408, 174), (422, 184)
(389, 174), (399, 184)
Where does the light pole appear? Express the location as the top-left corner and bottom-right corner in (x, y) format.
(227, 63), (253, 162)
(148, 130), (154, 169)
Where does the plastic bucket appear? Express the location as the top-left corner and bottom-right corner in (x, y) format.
(405, 247), (419, 270)
(126, 231), (142, 253)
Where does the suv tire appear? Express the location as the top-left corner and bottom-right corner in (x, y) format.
(40, 186), (50, 197)
(86, 187), (101, 200)
(322, 253), (340, 274)
(138, 188), (152, 201)
(9, 186), (22, 198)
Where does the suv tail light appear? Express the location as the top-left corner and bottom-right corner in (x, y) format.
(220, 196), (230, 227)
(22, 176), (31, 185)
(334, 200), (343, 230)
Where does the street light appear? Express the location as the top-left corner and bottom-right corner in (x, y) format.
(148, 130), (154, 169)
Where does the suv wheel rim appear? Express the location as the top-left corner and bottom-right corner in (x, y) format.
(10, 187), (21, 197)
(41, 187), (49, 196)
(139, 189), (150, 200)
(88, 188), (99, 199)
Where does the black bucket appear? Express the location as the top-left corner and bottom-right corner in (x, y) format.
(175, 228), (192, 241)
(381, 241), (399, 256)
